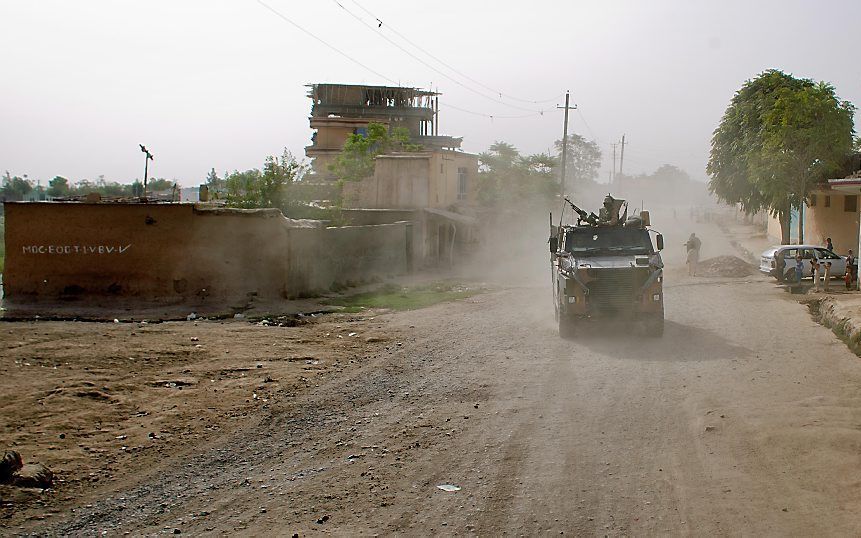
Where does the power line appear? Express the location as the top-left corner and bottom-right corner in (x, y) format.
(329, 0), (545, 114)
(442, 103), (546, 120)
(256, 1), (550, 122)
(576, 107), (597, 141)
(348, 0), (564, 106)
(256, 0), (397, 85)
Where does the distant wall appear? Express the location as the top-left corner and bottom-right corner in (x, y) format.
(286, 223), (408, 294)
(806, 193), (859, 254)
(341, 208), (417, 226)
(2, 202), (408, 305)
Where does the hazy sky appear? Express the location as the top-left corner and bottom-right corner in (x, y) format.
(2, 0), (859, 187)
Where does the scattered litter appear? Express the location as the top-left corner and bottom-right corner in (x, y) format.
(115, 435), (127, 440)
(316, 515), (330, 524)
(190, 337), (199, 342)
(436, 484), (461, 492)
(113, 319), (119, 324)
(186, 313), (197, 321)
(233, 313), (245, 320)
(348, 332), (357, 337)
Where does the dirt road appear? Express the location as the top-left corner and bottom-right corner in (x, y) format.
(8, 217), (861, 535)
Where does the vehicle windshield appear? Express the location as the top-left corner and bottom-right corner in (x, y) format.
(565, 226), (653, 255)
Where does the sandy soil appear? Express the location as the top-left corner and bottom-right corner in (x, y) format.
(0, 312), (400, 529)
(6, 212), (861, 535)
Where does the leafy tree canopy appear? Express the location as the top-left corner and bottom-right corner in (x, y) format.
(330, 122), (421, 181)
(478, 141), (559, 207)
(225, 149), (307, 210)
(47, 176), (70, 198)
(2, 172), (34, 201)
(205, 168), (225, 192)
(554, 134), (602, 194)
(708, 69), (855, 243)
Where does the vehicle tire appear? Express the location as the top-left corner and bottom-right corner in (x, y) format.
(558, 314), (576, 339)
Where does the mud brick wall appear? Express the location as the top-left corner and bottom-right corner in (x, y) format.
(2, 202), (408, 304)
(286, 223), (409, 295)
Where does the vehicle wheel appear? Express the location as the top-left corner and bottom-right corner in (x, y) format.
(558, 314), (576, 339)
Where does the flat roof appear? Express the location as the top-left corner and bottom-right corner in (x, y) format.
(306, 83), (438, 97)
(827, 177), (861, 193)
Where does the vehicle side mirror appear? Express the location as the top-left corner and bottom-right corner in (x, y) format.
(549, 236), (558, 254)
(656, 234), (664, 251)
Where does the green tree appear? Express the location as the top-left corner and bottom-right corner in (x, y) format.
(650, 164), (690, 184)
(330, 122), (421, 181)
(1, 172), (34, 201)
(708, 70), (855, 243)
(477, 141), (559, 207)
(554, 134), (602, 196)
(147, 178), (174, 192)
(47, 176), (70, 198)
(225, 150), (307, 209)
(205, 168), (224, 192)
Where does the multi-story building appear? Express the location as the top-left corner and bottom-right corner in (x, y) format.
(304, 83), (472, 185)
(304, 83), (480, 266)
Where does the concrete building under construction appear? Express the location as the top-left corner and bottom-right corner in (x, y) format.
(302, 82), (480, 267)
(305, 83), (464, 179)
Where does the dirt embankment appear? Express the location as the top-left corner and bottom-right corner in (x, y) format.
(0, 313), (398, 526)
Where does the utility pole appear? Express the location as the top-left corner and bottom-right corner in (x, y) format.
(619, 134), (626, 177)
(139, 144), (154, 198)
(557, 91), (576, 196)
(611, 142), (619, 184)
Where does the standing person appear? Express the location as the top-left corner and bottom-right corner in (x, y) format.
(826, 237), (834, 251)
(776, 250), (786, 281)
(824, 262), (832, 292)
(846, 250), (856, 289)
(685, 233), (702, 276)
(811, 258), (821, 292)
(795, 254), (804, 285)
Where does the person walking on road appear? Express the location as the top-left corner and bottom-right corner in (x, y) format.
(824, 261), (832, 292)
(685, 233), (702, 276)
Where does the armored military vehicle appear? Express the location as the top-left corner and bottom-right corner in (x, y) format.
(549, 195), (665, 338)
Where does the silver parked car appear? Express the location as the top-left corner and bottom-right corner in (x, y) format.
(759, 245), (847, 281)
